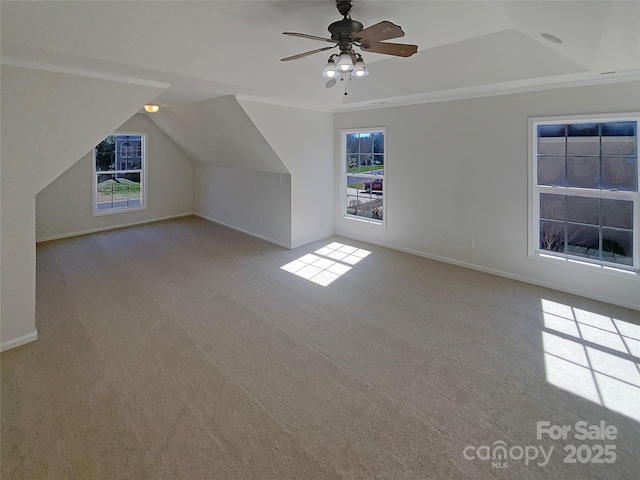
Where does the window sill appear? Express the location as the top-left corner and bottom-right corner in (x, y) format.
(530, 251), (639, 279)
(344, 215), (384, 227)
(92, 205), (147, 217)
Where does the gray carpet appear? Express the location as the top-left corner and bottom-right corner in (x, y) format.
(2, 216), (639, 479)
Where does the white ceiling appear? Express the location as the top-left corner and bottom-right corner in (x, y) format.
(2, 1), (639, 112)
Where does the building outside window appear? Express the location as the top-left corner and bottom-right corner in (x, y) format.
(342, 128), (385, 225)
(93, 133), (146, 215)
(529, 114), (639, 272)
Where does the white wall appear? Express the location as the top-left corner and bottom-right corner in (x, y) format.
(150, 95), (293, 247)
(36, 114), (193, 241)
(0, 65), (166, 351)
(194, 165), (291, 248)
(239, 100), (334, 248)
(335, 81), (640, 310)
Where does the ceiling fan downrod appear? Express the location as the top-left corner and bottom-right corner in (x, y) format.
(335, 0), (353, 18)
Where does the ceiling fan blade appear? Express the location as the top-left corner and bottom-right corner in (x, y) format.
(283, 32), (336, 44)
(359, 42), (418, 57)
(280, 45), (336, 62)
(353, 21), (405, 44)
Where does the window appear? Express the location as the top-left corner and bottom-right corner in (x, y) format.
(342, 128), (385, 225)
(529, 114), (639, 272)
(93, 133), (146, 215)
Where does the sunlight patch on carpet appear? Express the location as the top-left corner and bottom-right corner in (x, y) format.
(541, 299), (640, 422)
(281, 242), (371, 286)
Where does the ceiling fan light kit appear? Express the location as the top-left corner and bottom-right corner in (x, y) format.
(281, 0), (417, 80)
(351, 55), (369, 77)
(336, 53), (354, 72)
(322, 58), (339, 78)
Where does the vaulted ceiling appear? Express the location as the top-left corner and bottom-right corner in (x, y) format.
(2, 1), (639, 111)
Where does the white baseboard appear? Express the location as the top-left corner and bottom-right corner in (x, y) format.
(194, 213), (291, 249)
(339, 233), (640, 311)
(1, 330), (38, 352)
(36, 213), (194, 243)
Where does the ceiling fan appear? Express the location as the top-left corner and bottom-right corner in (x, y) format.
(280, 0), (418, 78)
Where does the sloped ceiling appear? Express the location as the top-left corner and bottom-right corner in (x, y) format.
(149, 95), (289, 174)
(1, 65), (167, 194)
(1, 1), (639, 112)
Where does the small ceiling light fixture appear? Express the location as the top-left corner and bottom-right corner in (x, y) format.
(351, 54), (369, 77)
(540, 33), (563, 44)
(143, 104), (160, 113)
(322, 57), (339, 78)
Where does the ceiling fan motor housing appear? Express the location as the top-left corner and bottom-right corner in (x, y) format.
(328, 18), (363, 52)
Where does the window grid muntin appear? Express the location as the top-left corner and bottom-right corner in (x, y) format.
(342, 128), (386, 225)
(93, 133), (146, 216)
(532, 116), (639, 272)
(538, 192), (634, 266)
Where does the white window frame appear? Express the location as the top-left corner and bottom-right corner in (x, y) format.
(341, 127), (387, 227)
(92, 132), (147, 216)
(528, 113), (640, 274)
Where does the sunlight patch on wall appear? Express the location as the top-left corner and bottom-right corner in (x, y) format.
(541, 299), (640, 422)
(281, 242), (371, 286)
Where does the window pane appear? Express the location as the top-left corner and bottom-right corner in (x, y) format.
(566, 156), (599, 188)
(537, 125), (565, 155)
(537, 156), (565, 186)
(567, 137), (599, 156)
(97, 174), (116, 211)
(601, 122), (636, 155)
(347, 175), (367, 192)
(347, 176), (383, 194)
(346, 154), (358, 173)
(346, 133), (359, 154)
(346, 175), (382, 221)
(358, 154), (372, 173)
(129, 155), (142, 170)
(540, 220), (565, 252)
(601, 199), (633, 229)
(95, 136), (116, 171)
(373, 132), (384, 153)
(538, 125), (566, 137)
(346, 195), (363, 217)
(601, 157), (637, 191)
(355, 189), (383, 220)
(538, 137), (566, 155)
(97, 173), (115, 184)
(568, 123), (598, 136)
(602, 228), (633, 266)
(566, 223), (600, 260)
(540, 193), (565, 220)
(359, 133), (373, 153)
(364, 178), (383, 193)
(97, 173), (141, 211)
(372, 154), (384, 167)
(567, 196), (599, 225)
(567, 123), (599, 156)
